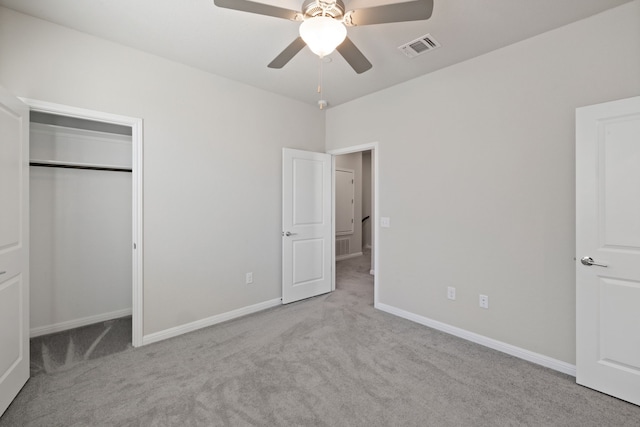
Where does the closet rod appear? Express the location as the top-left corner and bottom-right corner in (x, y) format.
(30, 161), (132, 173)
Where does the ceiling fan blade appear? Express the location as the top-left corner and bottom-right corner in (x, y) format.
(336, 37), (372, 74)
(213, 0), (299, 20)
(268, 37), (307, 69)
(347, 0), (433, 26)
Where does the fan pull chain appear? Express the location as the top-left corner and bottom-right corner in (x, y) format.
(318, 57), (326, 110)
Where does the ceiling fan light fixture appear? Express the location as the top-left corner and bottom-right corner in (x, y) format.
(299, 16), (346, 58)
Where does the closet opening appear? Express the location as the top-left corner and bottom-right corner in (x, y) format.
(24, 100), (143, 375)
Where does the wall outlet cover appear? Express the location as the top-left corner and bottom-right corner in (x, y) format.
(447, 286), (456, 300)
(479, 294), (489, 309)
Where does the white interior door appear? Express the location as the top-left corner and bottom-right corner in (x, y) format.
(282, 148), (332, 304)
(576, 96), (640, 406)
(0, 87), (29, 416)
(335, 168), (355, 235)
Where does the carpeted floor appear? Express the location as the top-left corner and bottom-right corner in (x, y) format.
(2, 252), (639, 426)
(30, 316), (132, 377)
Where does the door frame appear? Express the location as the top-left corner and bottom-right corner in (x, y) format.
(21, 98), (144, 347)
(328, 142), (379, 306)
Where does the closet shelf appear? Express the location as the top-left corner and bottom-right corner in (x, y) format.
(29, 159), (132, 173)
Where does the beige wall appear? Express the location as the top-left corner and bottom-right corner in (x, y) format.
(0, 7), (325, 336)
(326, 1), (640, 364)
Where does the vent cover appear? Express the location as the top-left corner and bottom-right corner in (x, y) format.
(398, 34), (441, 58)
(336, 238), (350, 257)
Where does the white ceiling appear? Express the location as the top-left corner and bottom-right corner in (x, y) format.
(0, 0), (631, 107)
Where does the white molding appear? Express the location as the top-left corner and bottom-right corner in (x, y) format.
(20, 98), (145, 348)
(376, 302), (577, 377)
(336, 251), (363, 261)
(141, 298), (282, 346)
(30, 308), (132, 338)
(331, 155), (336, 292)
(328, 143), (377, 156)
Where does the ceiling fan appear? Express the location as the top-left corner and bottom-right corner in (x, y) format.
(213, 0), (434, 74)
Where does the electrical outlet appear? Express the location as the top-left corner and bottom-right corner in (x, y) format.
(479, 294), (489, 309)
(246, 272), (253, 284)
(447, 286), (456, 300)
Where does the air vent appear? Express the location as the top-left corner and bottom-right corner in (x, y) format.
(398, 34), (441, 58)
(336, 238), (350, 257)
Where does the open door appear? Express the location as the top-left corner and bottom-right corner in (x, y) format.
(576, 96), (640, 406)
(0, 86), (29, 416)
(282, 148), (332, 304)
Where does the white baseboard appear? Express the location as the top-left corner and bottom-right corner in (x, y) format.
(336, 251), (363, 261)
(142, 298), (282, 346)
(30, 307), (133, 338)
(375, 302), (576, 377)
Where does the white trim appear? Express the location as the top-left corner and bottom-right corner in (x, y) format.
(20, 98), (144, 348)
(141, 298), (282, 346)
(30, 308), (132, 338)
(376, 302), (577, 377)
(328, 142), (379, 306)
(331, 156), (336, 292)
(336, 251), (363, 261)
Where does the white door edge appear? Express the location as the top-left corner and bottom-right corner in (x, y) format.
(327, 142), (379, 307)
(20, 98), (144, 348)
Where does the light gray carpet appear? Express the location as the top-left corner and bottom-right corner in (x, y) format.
(2, 252), (639, 426)
(30, 316), (132, 377)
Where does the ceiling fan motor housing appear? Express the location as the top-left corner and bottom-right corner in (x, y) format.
(302, 0), (345, 19)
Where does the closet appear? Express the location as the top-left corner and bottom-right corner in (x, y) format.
(29, 112), (133, 337)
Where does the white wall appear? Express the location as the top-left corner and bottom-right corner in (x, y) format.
(335, 152), (362, 256)
(0, 7), (325, 337)
(326, 1), (640, 364)
(30, 124), (132, 333)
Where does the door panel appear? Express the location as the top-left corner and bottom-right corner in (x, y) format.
(293, 158), (325, 225)
(282, 148), (332, 304)
(576, 96), (640, 406)
(0, 86), (29, 416)
(335, 169), (354, 235)
(293, 238), (325, 285)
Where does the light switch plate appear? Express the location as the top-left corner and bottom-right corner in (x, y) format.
(380, 217), (391, 228)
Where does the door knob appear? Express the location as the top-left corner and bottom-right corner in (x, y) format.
(284, 231), (297, 237)
(580, 256), (608, 267)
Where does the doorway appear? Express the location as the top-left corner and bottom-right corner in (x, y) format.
(329, 143), (379, 306)
(22, 98), (143, 351)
